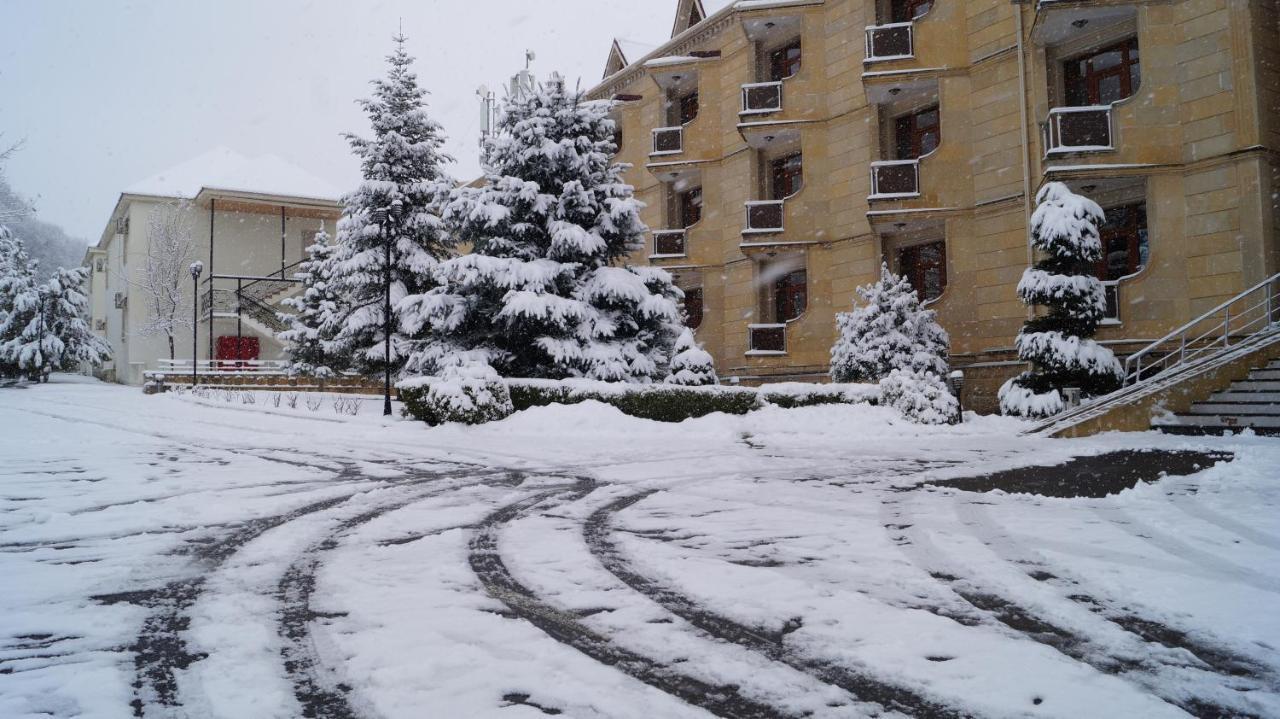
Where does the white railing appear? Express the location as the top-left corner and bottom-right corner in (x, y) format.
(1043, 105), (1113, 155)
(865, 22), (914, 62)
(741, 81), (783, 114)
(157, 359), (291, 376)
(744, 200), (785, 233)
(1025, 273), (1280, 436)
(652, 126), (683, 155)
(869, 159), (921, 198)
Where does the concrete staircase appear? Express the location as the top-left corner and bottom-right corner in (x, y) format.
(1154, 359), (1280, 436)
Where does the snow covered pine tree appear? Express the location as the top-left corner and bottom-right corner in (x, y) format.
(0, 227), (43, 379)
(401, 75), (682, 382)
(1000, 182), (1123, 418)
(278, 225), (345, 377)
(830, 263), (956, 423)
(327, 34), (453, 378)
(39, 265), (111, 373)
(665, 327), (717, 386)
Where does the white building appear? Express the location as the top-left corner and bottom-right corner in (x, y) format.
(85, 148), (343, 385)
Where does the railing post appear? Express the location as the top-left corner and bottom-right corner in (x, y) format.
(1223, 308), (1230, 347)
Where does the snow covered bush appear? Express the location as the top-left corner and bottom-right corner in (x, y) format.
(505, 379), (758, 423)
(278, 224), (346, 377)
(879, 369), (958, 425)
(398, 362), (514, 426)
(758, 382), (880, 409)
(399, 74), (682, 382)
(665, 328), (717, 386)
(830, 263), (949, 383)
(1000, 183), (1123, 418)
(327, 35), (454, 378)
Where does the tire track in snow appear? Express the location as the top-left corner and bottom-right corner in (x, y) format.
(885, 492), (1270, 718)
(469, 480), (796, 719)
(586, 490), (969, 719)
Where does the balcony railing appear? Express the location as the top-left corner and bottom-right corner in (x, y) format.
(744, 201), (785, 233)
(1042, 105), (1113, 155)
(865, 22), (914, 62)
(748, 324), (787, 354)
(652, 126), (683, 155)
(869, 160), (921, 199)
(651, 230), (687, 258)
(741, 81), (783, 115)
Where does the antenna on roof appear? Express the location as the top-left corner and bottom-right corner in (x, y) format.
(526, 50), (536, 69)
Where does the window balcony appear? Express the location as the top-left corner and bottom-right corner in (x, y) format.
(651, 229), (687, 259)
(1042, 105), (1113, 155)
(869, 160), (921, 199)
(747, 324), (787, 354)
(651, 126), (683, 156)
(744, 200), (785, 233)
(741, 81), (783, 115)
(865, 22), (914, 62)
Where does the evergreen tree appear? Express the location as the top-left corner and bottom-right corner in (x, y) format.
(401, 75), (682, 381)
(1000, 182), (1122, 418)
(328, 34), (453, 378)
(665, 327), (717, 386)
(0, 256), (108, 381)
(40, 265), (110, 373)
(830, 263), (949, 383)
(278, 225), (345, 377)
(0, 227), (40, 379)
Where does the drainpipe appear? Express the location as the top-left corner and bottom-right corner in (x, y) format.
(280, 205), (287, 277)
(1015, 3), (1035, 321)
(208, 198), (215, 361)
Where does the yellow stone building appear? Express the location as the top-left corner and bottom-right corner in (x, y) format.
(589, 0), (1279, 411)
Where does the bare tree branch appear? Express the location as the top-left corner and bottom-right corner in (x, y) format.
(125, 201), (196, 360)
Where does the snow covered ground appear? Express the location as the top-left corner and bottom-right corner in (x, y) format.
(2, 376), (1278, 718)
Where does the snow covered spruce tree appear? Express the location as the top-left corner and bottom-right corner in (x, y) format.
(0, 252), (109, 381)
(401, 75), (682, 381)
(39, 265), (110, 373)
(665, 327), (717, 386)
(830, 263), (949, 382)
(999, 182), (1123, 418)
(327, 34), (453, 378)
(278, 225), (346, 377)
(0, 228), (40, 379)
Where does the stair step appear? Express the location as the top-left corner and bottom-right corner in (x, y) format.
(1159, 413), (1280, 428)
(1156, 424), (1280, 437)
(1230, 381), (1280, 391)
(1250, 369), (1280, 381)
(1209, 391), (1280, 403)
(1188, 402), (1280, 416)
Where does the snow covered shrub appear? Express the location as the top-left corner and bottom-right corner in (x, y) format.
(398, 362), (514, 426)
(240, 392), (257, 405)
(758, 382), (880, 409)
(879, 369), (959, 425)
(399, 75), (681, 381)
(505, 379), (758, 423)
(271, 392), (283, 408)
(665, 328), (717, 386)
(305, 395), (324, 412)
(830, 264), (949, 383)
(285, 392), (299, 409)
(332, 397), (362, 416)
(1000, 183), (1122, 418)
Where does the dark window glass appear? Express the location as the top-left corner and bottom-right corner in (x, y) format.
(769, 39), (802, 82)
(611, 126), (623, 155)
(1062, 37), (1140, 106)
(680, 187), (703, 228)
(679, 91), (699, 124)
(898, 241), (948, 301)
(684, 287), (704, 329)
(774, 270), (808, 321)
(770, 152), (804, 199)
(1097, 202), (1149, 281)
(891, 0), (934, 23)
(894, 104), (941, 159)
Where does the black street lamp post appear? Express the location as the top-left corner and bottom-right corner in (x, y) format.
(36, 291), (46, 383)
(190, 261), (204, 388)
(371, 206), (396, 417)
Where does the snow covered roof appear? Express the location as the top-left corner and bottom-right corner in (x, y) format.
(124, 147), (342, 203)
(615, 39), (659, 65)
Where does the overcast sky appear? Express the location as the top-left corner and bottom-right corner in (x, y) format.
(0, 0), (675, 241)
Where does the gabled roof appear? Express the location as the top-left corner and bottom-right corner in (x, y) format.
(601, 1), (742, 86)
(124, 147), (342, 203)
(605, 38), (661, 79)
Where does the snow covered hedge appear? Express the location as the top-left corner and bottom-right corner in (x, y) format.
(398, 377), (881, 425)
(398, 364), (514, 426)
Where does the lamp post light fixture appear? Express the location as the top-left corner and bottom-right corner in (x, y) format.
(189, 261), (204, 388)
(947, 369), (966, 424)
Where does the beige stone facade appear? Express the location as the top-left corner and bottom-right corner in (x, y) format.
(591, 0), (1279, 411)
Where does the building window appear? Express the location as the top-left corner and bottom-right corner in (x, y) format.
(899, 240), (948, 302)
(891, 0), (933, 23)
(774, 270), (808, 321)
(1097, 202), (1149, 281)
(679, 91), (700, 124)
(679, 187), (703, 227)
(769, 39), (802, 82)
(895, 105), (940, 159)
(770, 152), (804, 199)
(683, 287), (704, 329)
(1064, 37), (1140, 106)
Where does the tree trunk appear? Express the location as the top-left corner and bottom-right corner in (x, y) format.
(168, 334), (175, 361)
